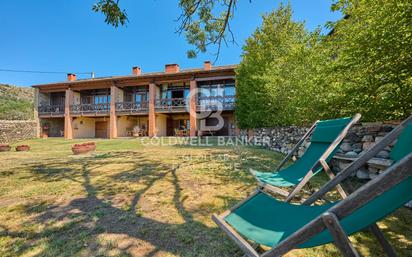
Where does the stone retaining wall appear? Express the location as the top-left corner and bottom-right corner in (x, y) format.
(241, 121), (412, 208)
(240, 121), (400, 179)
(0, 120), (38, 144)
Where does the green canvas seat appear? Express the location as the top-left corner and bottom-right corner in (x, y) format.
(251, 116), (355, 188)
(252, 143), (334, 187)
(225, 176), (412, 249)
(214, 117), (412, 257)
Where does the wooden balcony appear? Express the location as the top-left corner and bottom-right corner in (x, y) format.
(70, 103), (110, 116)
(197, 96), (235, 111)
(155, 98), (188, 113)
(38, 105), (65, 117)
(115, 102), (148, 114)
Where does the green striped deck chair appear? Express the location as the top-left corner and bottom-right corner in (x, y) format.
(214, 116), (412, 257)
(251, 114), (361, 202)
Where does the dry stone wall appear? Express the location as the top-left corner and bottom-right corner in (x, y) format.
(0, 120), (38, 144)
(240, 121), (412, 207)
(240, 121), (400, 179)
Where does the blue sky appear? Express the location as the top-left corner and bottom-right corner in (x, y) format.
(0, 1), (341, 87)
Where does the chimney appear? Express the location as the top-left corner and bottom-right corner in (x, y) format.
(67, 73), (76, 81)
(165, 64), (180, 73)
(132, 66), (141, 76)
(204, 61), (212, 70)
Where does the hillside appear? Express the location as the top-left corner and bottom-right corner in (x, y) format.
(0, 84), (34, 120)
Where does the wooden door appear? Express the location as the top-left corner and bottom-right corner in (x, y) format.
(167, 118), (174, 136)
(95, 121), (108, 138)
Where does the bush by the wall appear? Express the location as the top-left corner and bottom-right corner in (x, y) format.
(236, 1), (412, 128)
(0, 84), (34, 120)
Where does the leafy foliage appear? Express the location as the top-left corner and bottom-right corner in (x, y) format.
(236, 1), (412, 128)
(92, 0), (240, 59)
(92, 0), (128, 28)
(326, 0), (412, 121)
(0, 84), (34, 120)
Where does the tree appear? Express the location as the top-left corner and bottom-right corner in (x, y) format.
(326, 0), (412, 121)
(236, 0), (411, 128)
(236, 3), (328, 127)
(92, 0), (241, 59)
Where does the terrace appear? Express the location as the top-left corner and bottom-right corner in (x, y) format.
(37, 92), (65, 117)
(70, 89), (110, 116)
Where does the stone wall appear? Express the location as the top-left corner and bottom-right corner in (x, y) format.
(241, 121), (412, 208)
(0, 120), (38, 144)
(240, 126), (309, 156)
(240, 121), (400, 178)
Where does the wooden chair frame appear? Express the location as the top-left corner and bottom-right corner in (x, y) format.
(214, 115), (412, 257)
(253, 114), (362, 202)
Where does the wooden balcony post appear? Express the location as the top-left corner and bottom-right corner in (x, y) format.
(64, 88), (73, 139)
(110, 84), (118, 139)
(189, 80), (197, 137)
(33, 88), (40, 138)
(149, 83), (157, 137)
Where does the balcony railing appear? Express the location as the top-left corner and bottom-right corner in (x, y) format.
(115, 102), (148, 114)
(70, 103), (110, 115)
(155, 98), (187, 112)
(38, 105), (65, 116)
(41, 96), (235, 117)
(197, 95), (235, 111)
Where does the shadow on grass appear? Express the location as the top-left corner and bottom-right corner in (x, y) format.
(1, 152), (242, 257)
(1, 147), (410, 257)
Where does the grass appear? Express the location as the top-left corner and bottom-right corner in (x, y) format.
(0, 138), (410, 257)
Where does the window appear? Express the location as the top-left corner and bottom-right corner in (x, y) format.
(224, 85), (235, 96)
(160, 83), (188, 99)
(198, 79), (235, 103)
(94, 95), (110, 104)
(134, 93), (144, 103)
(178, 119), (190, 129)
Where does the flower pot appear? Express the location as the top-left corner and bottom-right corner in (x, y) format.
(16, 145), (30, 152)
(72, 142), (96, 155)
(0, 144), (11, 152)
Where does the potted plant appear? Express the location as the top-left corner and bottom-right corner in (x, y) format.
(72, 142), (96, 155)
(16, 145), (30, 151)
(133, 126), (141, 137)
(42, 124), (49, 139)
(0, 144), (11, 152)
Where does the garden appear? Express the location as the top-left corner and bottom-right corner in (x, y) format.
(0, 138), (411, 257)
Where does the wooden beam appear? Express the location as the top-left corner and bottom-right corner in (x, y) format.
(369, 224), (398, 257)
(109, 84), (118, 139)
(328, 153), (412, 218)
(333, 155), (393, 169)
(248, 169), (290, 197)
(261, 184), (290, 197)
(195, 75), (235, 82)
(322, 212), (360, 257)
(148, 83), (157, 137)
(285, 114), (361, 202)
(64, 88), (73, 140)
(284, 169), (315, 202)
(304, 115), (412, 205)
(263, 152), (412, 257)
(212, 214), (260, 257)
(275, 121), (318, 171)
(189, 80), (197, 137)
(319, 159), (348, 199)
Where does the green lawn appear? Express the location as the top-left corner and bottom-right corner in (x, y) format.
(0, 138), (410, 257)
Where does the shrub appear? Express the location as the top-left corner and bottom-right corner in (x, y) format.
(236, 0), (412, 128)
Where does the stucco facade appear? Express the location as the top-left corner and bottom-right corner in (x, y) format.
(33, 62), (237, 139)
